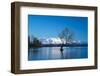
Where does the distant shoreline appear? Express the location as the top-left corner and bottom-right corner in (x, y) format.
(29, 43), (88, 48)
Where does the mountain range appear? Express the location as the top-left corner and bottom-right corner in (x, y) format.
(29, 36), (82, 45)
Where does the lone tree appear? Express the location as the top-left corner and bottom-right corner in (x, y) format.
(58, 27), (74, 51)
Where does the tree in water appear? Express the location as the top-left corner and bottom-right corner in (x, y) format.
(58, 27), (74, 52)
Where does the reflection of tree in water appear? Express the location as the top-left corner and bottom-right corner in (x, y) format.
(29, 48), (40, 54)
(61, 50), (64, 59)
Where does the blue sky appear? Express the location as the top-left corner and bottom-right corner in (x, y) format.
(28, 15), (88, 43)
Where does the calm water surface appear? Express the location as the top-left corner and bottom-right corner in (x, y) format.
(28, 47), (88, 61)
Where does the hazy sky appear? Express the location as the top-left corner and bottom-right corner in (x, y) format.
(28, 15), (88, 42)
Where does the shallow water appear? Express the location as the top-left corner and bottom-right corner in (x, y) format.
(28, 47), (88, 61)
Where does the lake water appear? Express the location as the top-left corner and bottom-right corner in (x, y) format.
(28, 47), (88, 61)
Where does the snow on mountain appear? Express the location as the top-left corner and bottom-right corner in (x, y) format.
(29, 36), (81, 45)
(40, 37), (66, 44)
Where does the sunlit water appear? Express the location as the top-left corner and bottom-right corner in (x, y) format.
(28, 47), (88, 61)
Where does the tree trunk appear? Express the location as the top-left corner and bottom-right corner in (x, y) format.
(60, 45), (63, 52)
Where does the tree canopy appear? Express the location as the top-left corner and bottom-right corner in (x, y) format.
(58, 27), (74, 44)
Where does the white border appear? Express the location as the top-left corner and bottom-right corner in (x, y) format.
(20, 6), (95, 70)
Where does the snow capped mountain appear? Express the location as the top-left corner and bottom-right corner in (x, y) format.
(40, 37), (66, 44)
(29, 36), (82, 45)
